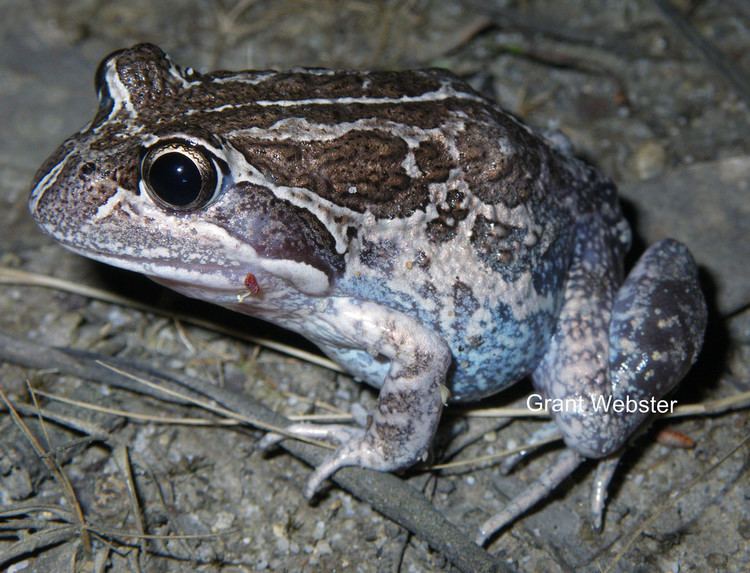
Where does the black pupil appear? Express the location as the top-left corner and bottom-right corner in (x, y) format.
(148, 152), (203, 206)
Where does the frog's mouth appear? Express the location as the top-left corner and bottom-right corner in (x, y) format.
(57, 239), (331, 301)
(59, 242), (248, 302)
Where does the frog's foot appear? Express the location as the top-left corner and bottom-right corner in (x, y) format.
(478, 451), (621, 545)
(302, 427), (397, 499)
(477, 449), (584, 545)
(262, 421), (421, 498)
(260, 422), (389, 498)
(259, 419), (431, 499)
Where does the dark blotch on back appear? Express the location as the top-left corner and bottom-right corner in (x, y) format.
(426, 189), (469, 243)
(456, 111), (543, 208)
(234, 130), (431, 218)
(471, 215), (529, 282)
(414, 139), (453, 183)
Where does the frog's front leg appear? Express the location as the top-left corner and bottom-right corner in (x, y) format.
(266, 298), (451, 499)
(479, 225), (706, 543)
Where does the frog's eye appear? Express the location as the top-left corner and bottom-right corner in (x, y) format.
(141, 142), (219, 211)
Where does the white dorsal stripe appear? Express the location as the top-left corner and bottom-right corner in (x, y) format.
(104, 60), (135, 117)
(198, 82), (484, 114)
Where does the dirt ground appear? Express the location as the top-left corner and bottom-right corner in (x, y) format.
(1, 1), (748, 572)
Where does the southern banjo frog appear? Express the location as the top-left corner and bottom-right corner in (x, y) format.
(29, 44), (707, 543)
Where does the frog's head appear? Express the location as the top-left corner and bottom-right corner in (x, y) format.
(29, 44), (344, 301)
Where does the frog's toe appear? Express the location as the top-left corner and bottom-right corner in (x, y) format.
(590, 455), (621, 532)
(258, 422), (363, 454)
(257, 422), (379, 498)
(303, 429), (414, 498)
(257, 431), (285, 451)
(477, 449), (583, 545)
(304, 439), (368, 498)
(258, 422), (364, 452)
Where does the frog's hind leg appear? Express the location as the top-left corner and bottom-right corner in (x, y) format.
(478, 229), (706, 545)
(539, 237), (706, 460)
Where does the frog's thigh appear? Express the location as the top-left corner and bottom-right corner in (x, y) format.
(536, 239), (706, 458)
(298, 298), (451, 495)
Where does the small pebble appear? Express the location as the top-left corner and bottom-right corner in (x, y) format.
(316, 540), (333, 556)
(632, 141), (666, 180)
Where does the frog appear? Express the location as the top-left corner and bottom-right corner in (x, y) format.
(28, 44), (707, 544)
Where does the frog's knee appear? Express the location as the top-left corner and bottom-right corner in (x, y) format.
(609, 239), (707, 395)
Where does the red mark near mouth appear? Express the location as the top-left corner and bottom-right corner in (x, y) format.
(243, 272), (262, 296)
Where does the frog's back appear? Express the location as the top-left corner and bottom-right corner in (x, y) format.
(103, 45), (623, 401)
(32, 43), (624, 402)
